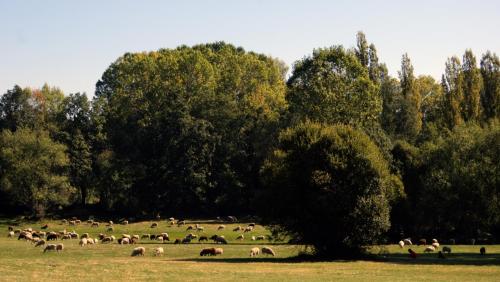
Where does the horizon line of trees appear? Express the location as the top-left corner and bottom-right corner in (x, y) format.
(0, 33), (498, 257)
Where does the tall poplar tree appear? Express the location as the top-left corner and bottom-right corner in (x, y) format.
(462, 50), (482, 121)
(442, 57), (464, 128)
(480, 51), (500, 120)
(397, 53), (421, 140)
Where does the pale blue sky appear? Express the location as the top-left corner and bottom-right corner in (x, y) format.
(1, 0), (499, 96)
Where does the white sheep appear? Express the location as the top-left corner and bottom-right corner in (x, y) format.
(122, 238), (131, 245)
(424, 246), (435, 253)
(79, 238), (88, 247)
(398, 240), (405, 248)
(403, 238), (412, 245)
(8, 231), (14, 238)
(262, 247), (276, 256)
(132, 235), (140, 241)
(87, 238), (95, 244)
(122, 234), (131, 239)
(251, 236), (256, 241)
(432, 242), (440, 249)
(156, 236), (164, 243)
(432, 238), (438, 244)
(131, 247), (146, 256)
(214, 247), (223, 255)
(244, 226), (253, 232)
(250, 247), (260, 257)
(154, 247), (164, 256)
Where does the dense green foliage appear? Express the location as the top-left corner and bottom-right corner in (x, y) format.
(259, 122), (401, 257)
(0, 34), (499, 257)
(0, 129), (75, 217)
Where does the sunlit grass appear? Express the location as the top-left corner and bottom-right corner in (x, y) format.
(1, 219), (499, 281)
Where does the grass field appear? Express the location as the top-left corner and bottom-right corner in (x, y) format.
(1, 219), (499, 281)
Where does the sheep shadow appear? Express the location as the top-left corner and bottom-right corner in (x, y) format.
(374, 252), (500, 266)
(176, 253), (500, 266)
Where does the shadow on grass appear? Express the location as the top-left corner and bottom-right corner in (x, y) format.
(175, 253), (500, 266)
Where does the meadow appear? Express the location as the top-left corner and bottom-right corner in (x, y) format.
(1, 219), (499, 281)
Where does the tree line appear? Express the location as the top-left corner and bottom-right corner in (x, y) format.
(0, 34), (498, 256)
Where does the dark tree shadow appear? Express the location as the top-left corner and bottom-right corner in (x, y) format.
(175, 253), (500, 266)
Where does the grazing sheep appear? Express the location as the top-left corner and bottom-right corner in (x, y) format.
(69, 220), (76, 226)
(75, 220), (81, 224)
(14, 229), (21, 234)
(432, 242), (440, 249)
(480, 247), (486, 255)
(132, 235), (140, 241)
(169, 221), (175, 226)
(8, 231), (14, 238)
(217, 225), (225, 230)
(80, 233), (89, 239)
(122, 234), (131, 239)
(174, 239), (182, 244)
(47, 233), (58, 241)
(432, 238), (438, 244)
(438, 251), (446, 259)
(44, 244), (57, 252)
(200, 248), (216, 256)
(61, 234), (71, 240)
(408, 248), (417, 259)
(141, 234), (150, 239)
(121, 238), (130, 245)
(418, 239), (427, 246)
(210, 235), (227, 244)
(98, 233), (105, 240)
(214, 248), (223, 255)
(122, 220), (129, 225)
(87, 220), (94, 224)
(177, 220), (185, 226)
(251, 236), (256, 241)
(197, 226), (204, 232)
(198, 236), (208, 242)
(79, 238), (88, 246)
(154, 247), (164, 256)
(244, 226), (253, 233)
(168, 217), (175, 222)
(442, 246), (451, 253)
(149, 234), (156, 240)
(182, 238), (191, 244)
(35, 239), (46, 247)
(256, 235), (266, 240)
(186, 225), (194, 231)
(131, 247), (146, 256)
(150, 222), (158, 228)
(70, 232), (79, 239)
(56, 244), (64, 252)
(61, 219), (68, 224)
(41, 224), (48, 229)
(233, 226), (242, 232)
(236, 234), (244, 240)
(262, 247), (275, 256)
(101, 237), (113, 243)
(424, 246), (435, 253)
(160, 233), (169, 241)
(87, 238), (95, 244)
(250, 247), (260, 257)
(156, 236), (164, 243)
(398, 240), (405, 248)
(91, 222), (99, 228)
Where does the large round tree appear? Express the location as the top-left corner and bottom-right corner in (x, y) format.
(260, 121), (402, 257)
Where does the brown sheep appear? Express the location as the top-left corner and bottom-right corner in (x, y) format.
(56, 243), (64, 252)
(200, 248), (216, 256)
(131, 247), (146, 256)
(43, 244), (57, 252)
(262, 247), (275, 256)
(35, 239), (46, 247)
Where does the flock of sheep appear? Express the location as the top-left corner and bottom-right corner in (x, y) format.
(398, 238), (487, 259)
(6, 217), (277, 258)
